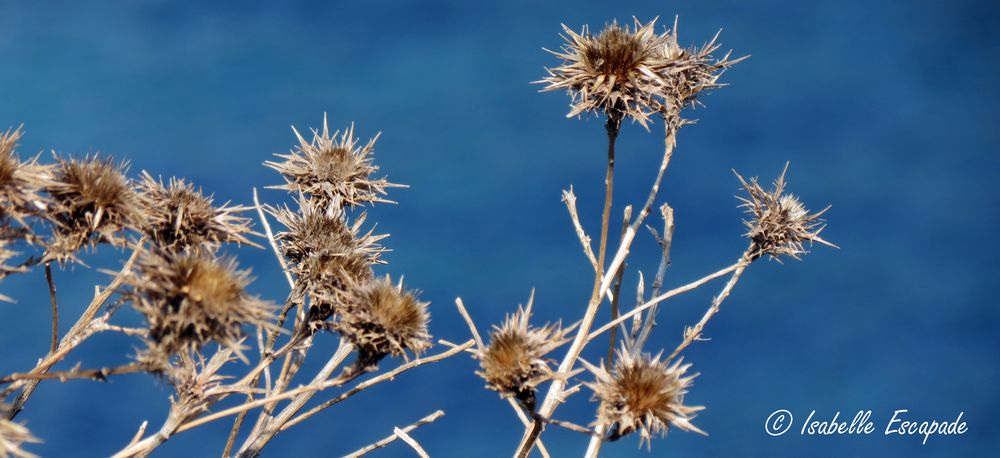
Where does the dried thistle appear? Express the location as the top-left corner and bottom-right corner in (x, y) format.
(136, 171), (255, 253)
(736, 163), (835, 261)
(127, 249), (272, 360)
(45, 155), (141, 263)
(0, 127), (53, 226)
(476, 301), (570, 412)
(270, 200), (385, 325)
(335, 275), (431, 373)
(0, 410), (38, 458)
(541, 17), (741, 129)
(266, 115), (397, 209)
(586, 348), (704, 447)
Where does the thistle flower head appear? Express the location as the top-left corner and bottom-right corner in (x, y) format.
(541, 17), (742, 129)
(586, 348), (705, 447)
(136, 172), (255, 254)
(45, 155), (140, 262)
(0, 413), (38, 458)
(736, 164), (835, 261)
(127, 250), (271, 359)
(266, 115), (397, 209)
(0, 127), (53, 226)
(335, 275), (431, 364)
(476, 300), (570, 410)
(271, 201), (383, 281)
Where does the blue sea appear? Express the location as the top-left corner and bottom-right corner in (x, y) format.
(1, 1), (997, 456)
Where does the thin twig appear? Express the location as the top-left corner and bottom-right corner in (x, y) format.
(175, 341), (473, 435)
(44, 262), (58, 353)
(4, 243), (142, 419)
(253, 187), (294, 290)
(345, 410), (445, 458)
(562, 187), (598, 270)
(278, 340), (475, 432)
(635, 204), (675, 350)
(0, 363), (145, 383)
(588, 261), (742, 341)
(668, 252), (753, 361)
(607, 206), (631, 365)
(393, 426), (430, 458)
(128, 421), (149, 447)
(516, 122), (677, 458)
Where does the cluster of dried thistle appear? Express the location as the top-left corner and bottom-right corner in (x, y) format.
(454, 17), (835, 458)
(0, 112), (460, 457)
(0, 16), (834, 458)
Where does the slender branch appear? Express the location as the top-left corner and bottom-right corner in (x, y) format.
(393, 426), (430, 458)
(4, 243), (142, 419)
(668, 251), (753, 361)
(516, 120), (676, 458)
(236, 340), (351, 457)
(635, 204), (675, 350)
(588, 261), (742, 341)
(345, 410), (444, 458)
(278, 340), (474, 432)
(0, 363), (145, 384)
(562, 188), (598, 271)
(44, 262), (58, 353)
(607, 206), (631, 365)
(174, 341), (472, 435)
(253, 187), (294, 290)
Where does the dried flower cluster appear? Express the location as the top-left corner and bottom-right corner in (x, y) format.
(541, 17), (742, 129)
(127, 250), (271, 360)
(586, 349), (704, 446)
(136, 172), (254, 254)
(335, 275), (431, 370)
(0, 412), (38, 458)
(0, 128), (51, 227)
(266, 116), (396, 208)
(736, 164), (834, 261)
(477, 304), (570, 411)
(0, 128), (51, 276)
(44, 155), (140, 262)
(270, 201), (385, 326)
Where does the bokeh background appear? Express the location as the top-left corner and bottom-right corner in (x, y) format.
(1, 0), (997, 456)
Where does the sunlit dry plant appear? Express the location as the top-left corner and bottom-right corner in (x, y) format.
(127, 249), (272, 360)
(0, 413), (38, 458)
(266, 116), (397, 208)
(335, 275), (431, 374)
(136, 171), (255, 254)
(736, 164), (834, 261)
(269, 200), (385, 328)
(541, 18), (741, 129)
(585, 348), (704, 447)
(0, 127), (52, 226)
(477, 301), (571, 412)
(44, 155), (140, 263)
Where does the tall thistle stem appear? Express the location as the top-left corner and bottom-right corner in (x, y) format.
(513, 114), (621, 458)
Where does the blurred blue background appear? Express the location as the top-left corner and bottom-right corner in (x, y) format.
(1, 0), (997, 456)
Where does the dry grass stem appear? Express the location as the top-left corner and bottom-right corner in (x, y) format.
(345, 410), (444, 458)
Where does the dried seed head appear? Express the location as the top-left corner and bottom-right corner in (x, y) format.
(335, 275), (431, 365)
(541, 18), (741, 129)
(0, 414), (39, 458)
(266, 115), (397, 209)
(736, 164), (835, 261)
(136, 172), (254, 254)
(587, 348), (704, 447)
(0, 127), (53, 226)
(45, 155), (140, 262)
(476, 301), (570, 410)
(270, 200), (384, 324)
(127, 250), (271, 358)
